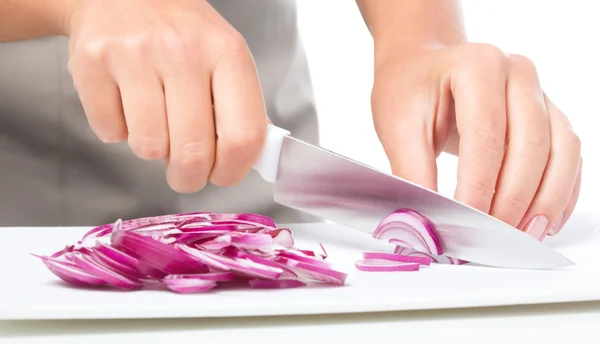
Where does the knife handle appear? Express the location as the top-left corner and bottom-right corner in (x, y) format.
(252, 124), (290, 183)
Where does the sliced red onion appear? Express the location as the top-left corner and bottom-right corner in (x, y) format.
(194, 240), (230, 251)
(205, 213), (276, 229)
(163, 272), (236, 282)
(94, 242), (140, 270)
(162, 278), (217, 293)
(276, 257), (347, 285)
(36, 211), (347, 293)
(266, 228), (295, 248)
(70, 253), (141, 289)
(176, 244), (232, 271)
(170, 230), (230, 244)
(181, 246), (282, 280)
(226, 256), (283, 280)
(199, 233), (275, 253)
(176, 224), (241, 233)
(297, 243), (327, 259)
(231, 233), (273, 249)
(393, 246), (468, 265)
(50, 245), (76, 258)
(372, 209), (443, 255)
(276, 249), (331, 269)
(235, 251), (298, 277)
(249, 279), (306, 289)
(362, 252), (431, 266)
(36, 255), (107, 286)
(111, 230), (209, 275)
(90, 248), (145, 280)
(355, 259), (420, 272)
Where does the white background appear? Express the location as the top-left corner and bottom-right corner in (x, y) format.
(296, 0), (599, 214)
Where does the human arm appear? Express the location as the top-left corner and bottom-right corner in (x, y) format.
(0, 0), (77, 41)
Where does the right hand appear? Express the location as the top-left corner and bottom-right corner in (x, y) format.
(66, 0), (268, 193)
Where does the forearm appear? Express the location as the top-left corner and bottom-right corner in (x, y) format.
(0, 0), (78, 42)
(356, 0), (467, 57)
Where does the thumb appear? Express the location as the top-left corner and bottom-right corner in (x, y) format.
(372, 93), (438, 192)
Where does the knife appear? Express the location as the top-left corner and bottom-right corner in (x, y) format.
(252, 124), (573, 269)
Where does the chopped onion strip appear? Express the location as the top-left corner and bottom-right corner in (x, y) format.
(355, 259), (421, 272)
(362, 252), (431, 266)
(394, 246), (468, 265)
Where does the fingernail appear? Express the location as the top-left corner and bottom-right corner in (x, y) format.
(547, 214), (565, 236)
(525, 215), (549, 240)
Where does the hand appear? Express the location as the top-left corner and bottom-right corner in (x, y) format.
(371, 43), (582, 240)
(66, 0), (268, 193)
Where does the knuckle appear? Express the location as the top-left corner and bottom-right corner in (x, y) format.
(209, 31), (249, 61)
(463, 43), (509, 71)
(121, 34), (151, 59)
(159, 28), (191, 56)
(70, 39), (110, 72)
(128, 136), (169, 160)
(220, 127), (266, 159)
(178, 142), (214, 171)
(565, 130), (582, 154)
(508, 54), (538, 74)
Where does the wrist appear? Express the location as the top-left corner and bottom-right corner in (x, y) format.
(373, 33), (468, 70)
(45, 0), (80, 36)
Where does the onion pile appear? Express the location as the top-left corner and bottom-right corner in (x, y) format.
(33, 212), (348, 293)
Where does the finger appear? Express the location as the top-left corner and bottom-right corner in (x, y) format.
(112, 62), (169, 160)
(548, 158), (582, 236)
(371, 80), (438, 191)
(209, 37), (268, 186)
(70, 60), (127, 143)
(162, 63), (215, 193)
(452, 49), (508, 213)
(518, 95), (581, 240)
(489, 55), (551, 228)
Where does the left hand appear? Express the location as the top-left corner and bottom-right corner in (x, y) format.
(370, 42), (582, 240)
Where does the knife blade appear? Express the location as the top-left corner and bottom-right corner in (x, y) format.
(253, 124), (574, 269)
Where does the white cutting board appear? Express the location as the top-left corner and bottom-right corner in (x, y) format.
(1, 211), (599, 320)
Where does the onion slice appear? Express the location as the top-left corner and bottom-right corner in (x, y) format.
(372, 209), (442, 255)
(276, 257), (347, 285)
(162, 278), (217, 293)
(39, 256), (106, 286)
(70, 253), (141, 289)
(394, 246), (468, 265)
(362, 252), (431, 266)
(249, 279), (306, 289)
(355, 259), (420, 272)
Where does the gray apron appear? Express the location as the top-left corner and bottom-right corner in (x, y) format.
(0, 0), (320, 226)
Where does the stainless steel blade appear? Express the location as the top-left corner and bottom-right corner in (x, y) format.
(272, 136), (574, 269)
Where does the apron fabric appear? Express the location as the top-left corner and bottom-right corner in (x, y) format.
(0, 0), (320, 226)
